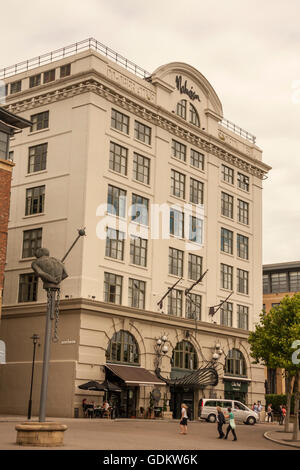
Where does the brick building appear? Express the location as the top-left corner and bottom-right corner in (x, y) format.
(0, 107), (31, 323)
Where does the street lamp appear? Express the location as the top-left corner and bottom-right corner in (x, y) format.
(155, 334), (169, 370)
(27, 334), (40, 420)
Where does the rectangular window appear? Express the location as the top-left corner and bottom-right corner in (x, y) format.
(190, 149), (204, 170)
(238, 305), (249, 330)
(18, 273), (38, 302)
(28, 143), (47, 173)
(221, 264), (233, 290)
(263, 274), (270, 294)
(133, 153), (150, 184)
(289, 271), (300, 292)
(237, 234), (249, 260)
(168, 289), (183, 316)
(131, 194), (149, 226)
(105, 228), (125, 260)
(107, 185), (126, 218)
(30, 111), (49, 132)
(170, 209), (184, 238)
(171, 169), (185, 199)
(221, 228), (233, 254)
(109, 142), (128, 175)
(43, 69), (55, 84)
(111, 109), (129, 134)
(237, 268), (249, 294)
(134, 121), (151, 145)
(221, 192), (234, 219)
(190, 178), (204, 204)
(189, 216), (203, 244)
(22, 228), (42, 258)
(271, 272), (288, 293)
(188, 254), (202, 281)
(25, 186), (45, 215)
(237, 199), (249, 225)
(60, 64), (71, 78)
(130, 236), (147, 267)
(128, 278), (146, 309)
(10, 80), (22, 94)
(222, 164), (234, 184)
(172, 139), (186, 162)
(29, 74), (41, 88)
(104, 272), (122, 304)
(237, 172), (250, 191)
(186, 293), (201, 320)
(169, 247), (184, 277)
(220, 301), (233, 327)
(0, 131), (9, 160)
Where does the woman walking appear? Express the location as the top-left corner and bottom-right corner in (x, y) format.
(224, 407), (237, 441)
(216, 406), (226, 438)
(267, 404), (273, 423)
(179, 403), (188, 435)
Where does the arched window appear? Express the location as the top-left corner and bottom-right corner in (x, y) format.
(225, 349), (247, 377)
(172, 340), (198, 370)
(189, 104), (200, 127)
(176, 100), (200, 128)
(106, 330), (139, 365)
(176, 99), (187, 120)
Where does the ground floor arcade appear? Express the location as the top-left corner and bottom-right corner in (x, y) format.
(0, 298), (265, 418)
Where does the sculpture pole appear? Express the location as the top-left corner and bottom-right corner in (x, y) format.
(39, 288), (58, 422)
(31, 229), (86, 423)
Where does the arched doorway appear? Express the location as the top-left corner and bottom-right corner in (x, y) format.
(224, 349), (248, 404)
(170, 340), (198, 419)
(105, 330), (140, 418)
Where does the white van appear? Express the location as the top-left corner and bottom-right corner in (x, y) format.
(199, 398), (259, 425)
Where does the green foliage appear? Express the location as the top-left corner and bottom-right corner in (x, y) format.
(249, 293), (300, 373)
(265, 394), (295, 414)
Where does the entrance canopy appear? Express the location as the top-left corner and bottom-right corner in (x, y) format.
(105, 364), (166, 386)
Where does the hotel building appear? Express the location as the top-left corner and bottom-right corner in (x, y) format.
(0, 39), (271, 418)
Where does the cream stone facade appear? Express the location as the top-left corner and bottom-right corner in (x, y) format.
(0, 39), (270, 419)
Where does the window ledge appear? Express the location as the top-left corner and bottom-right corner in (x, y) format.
(26, 170), (48, 177)
(29, 128), (50, 136)
(23, 213), (45, 219)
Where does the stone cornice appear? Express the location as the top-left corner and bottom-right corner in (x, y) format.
(3, 74), (270, 179)
(2, 297), (250, 340)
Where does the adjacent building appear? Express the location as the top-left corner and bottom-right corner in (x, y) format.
(0, 38), (271, 418)
(263, 261), (300, 395)
(0, 107), (31, 321)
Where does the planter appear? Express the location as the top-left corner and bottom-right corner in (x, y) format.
(16, 422), (67, 447)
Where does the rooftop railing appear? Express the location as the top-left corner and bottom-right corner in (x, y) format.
(220, 118), (256, 144)
(0, 37), (151, 80)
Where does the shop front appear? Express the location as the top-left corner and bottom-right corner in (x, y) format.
(105, 363), (165, 418)
(223, 378), (249, 404)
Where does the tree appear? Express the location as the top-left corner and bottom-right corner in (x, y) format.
(249, 293), (300, 440)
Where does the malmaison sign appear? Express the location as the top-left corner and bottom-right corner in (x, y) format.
(175, 75), (200, 102)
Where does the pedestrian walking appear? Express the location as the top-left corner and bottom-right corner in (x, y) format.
(216, 406), (226, 438)
(257, 401), (262, 421)
(179, 403), (188, 435)
(224, 407), (237, 441)
(278, 405), (284, 425)
(267, 404), (273, 423)
(282, 405), (286, 425)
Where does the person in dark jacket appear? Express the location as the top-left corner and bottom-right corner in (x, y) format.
(216, 406), (226, 438)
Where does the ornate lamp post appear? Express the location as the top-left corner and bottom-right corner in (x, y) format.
(27, 334), (40, 420)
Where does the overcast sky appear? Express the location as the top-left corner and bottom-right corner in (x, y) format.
(1, 0), (299, 264)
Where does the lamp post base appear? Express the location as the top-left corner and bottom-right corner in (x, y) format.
(15, 422), (67, 447)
